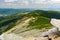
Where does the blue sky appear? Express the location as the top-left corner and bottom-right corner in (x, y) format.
(0, 0), (60, 10)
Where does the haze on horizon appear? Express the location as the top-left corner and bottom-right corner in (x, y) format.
(0, 0), (60, 11)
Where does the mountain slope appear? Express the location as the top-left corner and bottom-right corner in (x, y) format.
(5, 10), (53, 34)
(0, 10), (60, 35)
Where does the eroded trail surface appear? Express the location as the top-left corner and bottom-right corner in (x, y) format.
(6, 17), (34, 34)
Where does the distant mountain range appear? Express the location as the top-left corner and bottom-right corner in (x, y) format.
(0, 8), (35, 15)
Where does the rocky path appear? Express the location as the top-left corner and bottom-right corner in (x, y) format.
(0, 33), (48, 40)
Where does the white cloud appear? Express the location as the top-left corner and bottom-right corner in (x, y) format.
(49, 0), (60, 3)
(1, 0), (60, 9)
(21, 0), (29, 5)
(33, 0), (47, 4)
(5, 0), (17, 2)
(0, 3), (30, 8)
(32, 0), (60, 4)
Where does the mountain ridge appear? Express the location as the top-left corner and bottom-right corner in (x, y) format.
(0, 10), (60, 35)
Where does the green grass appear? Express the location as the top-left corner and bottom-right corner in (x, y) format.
(0, 13), (26, 34)
(27, 16), (53, 30)
(0, 10), (60, 34)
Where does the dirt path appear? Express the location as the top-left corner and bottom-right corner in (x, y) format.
(5, 17), (34, 34)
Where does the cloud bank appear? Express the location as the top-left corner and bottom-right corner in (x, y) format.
(4, 0), (18, 2)
(0, 0), (60, 10)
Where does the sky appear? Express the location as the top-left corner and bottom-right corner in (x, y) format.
(0, 0), (60, 10)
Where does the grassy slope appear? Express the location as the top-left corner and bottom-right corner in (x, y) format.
(21, 10), (60, 32)
(0, 13), (26, 34)
(0, 10), (60, 34)
(22, 11), (53, 32)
